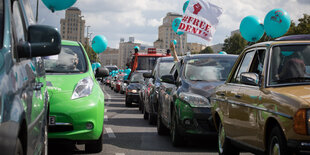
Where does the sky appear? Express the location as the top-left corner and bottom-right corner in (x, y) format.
(33, 0), (310, 48)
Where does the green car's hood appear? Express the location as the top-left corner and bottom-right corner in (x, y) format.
(46, 73), (91, 96)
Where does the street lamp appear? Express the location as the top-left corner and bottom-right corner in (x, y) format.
(86, 26), (91, 46)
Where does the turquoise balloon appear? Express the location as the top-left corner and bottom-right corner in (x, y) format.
(240, 15), (264, 42)
(172, 17), (184, 35)
(264, 8), (291, 38)
(92, 35), (108, 54)
(134, 46), (140, 51)
(219, 51), (227, 54)
(91, 63), (97, 71)
(96, 62), (101, 68)
(172, 40), (177, 45)
(183, 0), (190, 13)
(42, 0), (76, 12)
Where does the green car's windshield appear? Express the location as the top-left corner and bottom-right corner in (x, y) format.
(269, 45), (310, 85)
(44, 45), (87, 73)
(159, 62), (174, 77)
(130, 73), (144, 83)
(184, 57), (236, 82)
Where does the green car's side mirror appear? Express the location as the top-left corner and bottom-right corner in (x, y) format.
(18, 25), (61, 58)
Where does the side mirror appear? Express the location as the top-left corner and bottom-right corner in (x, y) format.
(95, 67), (109, 78)
(124, 80), (129, 84)
(143, 72), (153, 79)
(240, 72), (259, 86)
(161, 74), (175, 84)
(18, 25), (61, 58)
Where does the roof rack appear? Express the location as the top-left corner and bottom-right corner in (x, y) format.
(275, 34), (310, 41)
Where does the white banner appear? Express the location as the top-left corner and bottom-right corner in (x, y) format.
(178, 0), (223, 41)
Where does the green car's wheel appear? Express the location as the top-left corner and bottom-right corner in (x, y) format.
(170, 110), (184, 147)
(218, 121), (239, 155)
(85, 133), (103, 153)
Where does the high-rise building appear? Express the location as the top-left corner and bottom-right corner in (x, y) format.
(60, 7), (86, 44)
(154, 12), (187, 55)
(98, 47), (119, 66)
(187, 43), (206, 53)
(118, 37), (140, 68)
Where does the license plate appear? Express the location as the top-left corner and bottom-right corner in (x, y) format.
(49, 116), (55, 125)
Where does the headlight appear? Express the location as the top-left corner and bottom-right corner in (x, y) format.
(179, 92), (210, 108)
(128, 89), (137, 93)
(294, 109), (310, 135)
(71, 77), (94, 100)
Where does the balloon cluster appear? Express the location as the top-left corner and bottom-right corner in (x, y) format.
(170, 1), (190, 45)
(91, 62), (101, 72)
(240, 8), (291, 42)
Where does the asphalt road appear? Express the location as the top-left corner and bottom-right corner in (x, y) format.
(48, 84), (253, 155)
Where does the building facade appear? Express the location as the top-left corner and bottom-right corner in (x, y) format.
(187, 43), (206, 53)
(118, 38), (140, 68)
(154, 12), (187, 55)
(60, 7), (86, 44)
(98, 48), (119, 66)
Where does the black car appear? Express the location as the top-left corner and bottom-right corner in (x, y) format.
(143, 57), (175, 124)
(0, 0), (61, 154)
(157, 54), (237, 146)
(125, 71), (149, 107)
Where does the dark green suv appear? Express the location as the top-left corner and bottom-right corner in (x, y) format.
(0, 0), (61, 154)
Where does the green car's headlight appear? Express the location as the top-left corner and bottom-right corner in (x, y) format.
(179, 92), (210, 108)
(71, 77), (94, 100)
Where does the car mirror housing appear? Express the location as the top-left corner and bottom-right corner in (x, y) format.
(240, 72), (259, 86)
(143, 72), (153, 79)
(160, 74), (175, 84)
(17, 25), (61, 58)
(95, 67), (109, 78)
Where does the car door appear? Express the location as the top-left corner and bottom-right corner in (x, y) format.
(224, 50), (256, 139)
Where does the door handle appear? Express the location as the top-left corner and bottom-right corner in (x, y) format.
(34, 82), (44, 90)
(235, 94), (241, 99)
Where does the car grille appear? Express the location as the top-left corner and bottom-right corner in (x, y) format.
(196, 119), (214, 131)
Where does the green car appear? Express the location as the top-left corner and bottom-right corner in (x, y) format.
(44, 40), (107, 153)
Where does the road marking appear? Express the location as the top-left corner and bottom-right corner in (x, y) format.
(104, 115), (108, 121)
(105, 127), (116, 138)
(115, 153), (125, 155)
(104, 108), (107, 113)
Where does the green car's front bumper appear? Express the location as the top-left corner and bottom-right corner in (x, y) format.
(48, 87), (104, 141)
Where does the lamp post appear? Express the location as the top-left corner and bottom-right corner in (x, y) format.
(86, 26), (91, 46)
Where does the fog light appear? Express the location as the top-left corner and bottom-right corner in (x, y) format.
(184, 119), (191, 125)
(86, 122), (94, 130)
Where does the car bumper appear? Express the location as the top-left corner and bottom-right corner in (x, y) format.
(48, 90), (104, 141)
(176, 99), (216, 136)
(288, 140), (310, 153)
(127, 93), (140, 103)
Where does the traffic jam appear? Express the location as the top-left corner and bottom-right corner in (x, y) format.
(0, 0), (310, 155)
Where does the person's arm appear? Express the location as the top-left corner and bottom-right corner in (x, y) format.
(170, 42), (179, 62)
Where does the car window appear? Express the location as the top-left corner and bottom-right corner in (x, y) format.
(269, 44), (310, 85)
(21, 0), (35, 25)
(249, 49), (266, 76)
(130, 73), (144, 83)
(231, 51), (255, 83)
(43, 45), (87, 73)
(184, 57), (236, 82)
(158, 61), (174, 77)
(12, 1), (26, 44)
(0, 0), (3, 48)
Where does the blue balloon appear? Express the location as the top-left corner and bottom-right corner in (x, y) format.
(92, 35), (108, 54)
(172, 17), (184, 35)
(96, 62), (101, 68)
(264, 9), (291, 38)
(240, 15), (264, 42)
(42, 0), (76, 12)
(183, 0), (190, 13)
(219, 51), (227, 54)
(134, 46), (140, 51)
(91, 63), (97, 71)
(172, 40), (177, 45)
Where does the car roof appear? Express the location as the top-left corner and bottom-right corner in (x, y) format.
(185, 54), (238, 60)
(61, 40), (80, 46)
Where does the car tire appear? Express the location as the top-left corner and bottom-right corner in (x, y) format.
(268, 126), (289, 155)
(125, 96), (132, 107)
(15, 138), (23, 155)
(170, 110), (185, 147)
(218, 121), (239, 155)
(143, 106), (149, 120)
(157, 111), (169, 135)
(85, 133), (103, 153)
(148, 112), (156, 125)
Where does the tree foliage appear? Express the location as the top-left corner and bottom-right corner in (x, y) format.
(200, 46), (214, 53)
(83, 44), (99, 63)
(222, 33), (247, 55)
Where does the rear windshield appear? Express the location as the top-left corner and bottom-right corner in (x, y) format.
(184, 57), (236, 82)
(130, 73), (144, 83)
(43, 45), (87, 73)
(136, 56), (160, 70)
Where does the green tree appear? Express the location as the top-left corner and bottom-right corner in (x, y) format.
(83, 44), (99, 63)
(200, 46), (214, 53)
(286, 14), (310, 35)
(222, 33), (247, 55)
